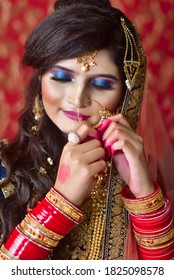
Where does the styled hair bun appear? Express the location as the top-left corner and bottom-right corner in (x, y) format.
(54, 0), (111, 11)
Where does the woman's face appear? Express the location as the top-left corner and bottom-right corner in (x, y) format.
(41, 49), (123, 133)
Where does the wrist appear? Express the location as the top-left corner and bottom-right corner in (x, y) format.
(134, 181), (155, 199)
(121, 182), (165, 215)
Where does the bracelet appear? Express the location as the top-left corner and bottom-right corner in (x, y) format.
(121, 182), (165, 214)
(130, 198), (172, 234)
(18, 220), (60, 249)
(4, 227), (51, 259)
(138, 241), (174, 260)
(1, 187), (83, 260)
(133, 226), (174, 247)
(139, 237), (174, 250)
(25, 213), (63, 241)
(0, 245), (18, 260)
(46, 188), (83, 223)
(31, 199), (78, 235)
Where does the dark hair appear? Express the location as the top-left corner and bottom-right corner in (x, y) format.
(0, 0), (140, 243)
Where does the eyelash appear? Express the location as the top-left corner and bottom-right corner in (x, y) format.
(50, 69), (115, 90)
(90, 79), (114, 90)
(50, 70), (73, 83)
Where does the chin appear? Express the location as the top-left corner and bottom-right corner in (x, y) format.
(55, 122), (80, 134)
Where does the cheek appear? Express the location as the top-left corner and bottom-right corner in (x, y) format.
(42, 80), (62, 105)
(99, 92), (123, 112)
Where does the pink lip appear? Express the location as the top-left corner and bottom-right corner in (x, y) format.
(62, 110), (90, 121)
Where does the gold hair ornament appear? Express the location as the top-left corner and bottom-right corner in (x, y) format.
(121, 17), (141, 92)
(76, 51), (97, 72)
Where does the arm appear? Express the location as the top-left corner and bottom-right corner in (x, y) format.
(99, 114), (174, 260)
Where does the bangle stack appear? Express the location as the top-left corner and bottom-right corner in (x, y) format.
(0, 187), (83, 260)
(121, 183), (165, 215)
(121, 182), (174, 259)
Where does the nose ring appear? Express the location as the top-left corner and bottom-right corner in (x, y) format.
(88, 98), (91, 105)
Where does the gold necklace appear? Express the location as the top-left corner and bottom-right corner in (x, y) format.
(84, 170), (109, 260)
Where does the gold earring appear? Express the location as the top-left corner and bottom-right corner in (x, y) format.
(32, 95), (43, 121)
(31, 95), (44, 132)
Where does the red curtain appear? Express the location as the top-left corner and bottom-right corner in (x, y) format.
(0, 0), (174, 145)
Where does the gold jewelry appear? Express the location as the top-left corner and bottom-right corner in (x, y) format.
(31, 125), (39, 132)
(93, 107), (113, 128)
(122, 187), (165, 215)
(82, 163), (110, 260)
(18, 219), (60, 249)
(0, 245), (18, 260)
(31, 95), (44, 132)
(133, 226), (174, 247)
(25, 213), (63, 241)
(76, 51), (97, 72)
(46, 188), (83, 223)
(121, 17), (141, 92)
(39, 167), (47, 174)
(32, 95), (44, 121)
(139, 237), (174, 250)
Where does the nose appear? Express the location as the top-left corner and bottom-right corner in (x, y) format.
(66, 83), (90, 108)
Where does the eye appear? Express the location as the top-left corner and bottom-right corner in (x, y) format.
(50, 69), (74, 83)
(90, 78), (114, 90)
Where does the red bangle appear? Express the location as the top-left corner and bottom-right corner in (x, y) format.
(130, 198), (172, 233)
(121, 182), (165, 215)
(2, 189), (83, 260)
(4, 227), (51, 260)
(138, 241), (174, 260)
(30, 199), (77, 235)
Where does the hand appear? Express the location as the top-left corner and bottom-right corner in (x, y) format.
(54, 122), (106, 206)
(98, 114), (155, 198)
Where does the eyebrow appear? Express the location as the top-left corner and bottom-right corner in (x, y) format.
(91, 74), (119, 81)
(51, 65), (75, 74)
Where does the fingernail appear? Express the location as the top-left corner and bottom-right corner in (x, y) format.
(111, 148), (117, 156)
(98, 118), (112, 132)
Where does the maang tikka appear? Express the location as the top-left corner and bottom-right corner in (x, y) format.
(76, 51), (97, 73)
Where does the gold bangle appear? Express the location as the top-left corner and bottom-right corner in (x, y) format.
(0, 245), (18, 260)
(139, 236), (174, 250)
(46, 188), (83, 223)
(25, 214), (63, 241)
(18, 220), (60, 249)
(134, 226), (174, 247)
(122, 187), (165, 214)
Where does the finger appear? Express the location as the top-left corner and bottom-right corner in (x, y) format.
(85, 146), (106, 163)
(102, 122), (134, 144)
(109, 113), (133, 129)
(111, 137), (143, 163)
(88, 160), (107, 177)
(75, 122), (101, 142)
(75, 139), (102, 153)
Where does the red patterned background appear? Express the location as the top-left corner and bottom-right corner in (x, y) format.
(0, 0), (174, 146)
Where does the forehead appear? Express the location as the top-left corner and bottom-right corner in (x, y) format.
(54, 49), (120, 76)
